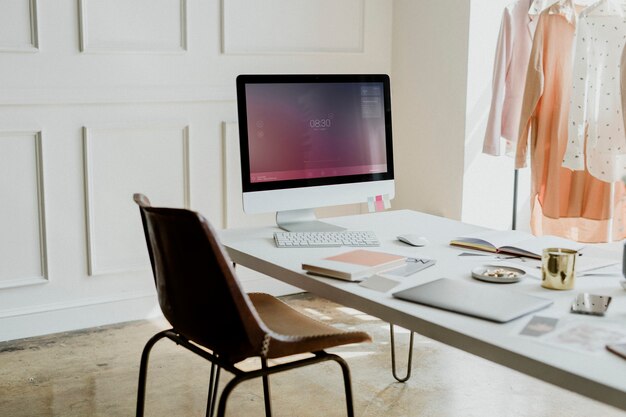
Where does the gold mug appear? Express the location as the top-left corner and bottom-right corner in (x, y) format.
(541, 248), (577, 290)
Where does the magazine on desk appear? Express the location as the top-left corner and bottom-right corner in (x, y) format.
(302, 249), (406, 281)
(450, 230), (585, 259)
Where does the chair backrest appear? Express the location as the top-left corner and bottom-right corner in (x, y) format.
(133, 194), (267, 362)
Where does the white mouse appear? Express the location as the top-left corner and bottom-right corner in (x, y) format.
(397, 234), (429, 247)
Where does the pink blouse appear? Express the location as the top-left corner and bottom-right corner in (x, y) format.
(483, 0), (543, 156)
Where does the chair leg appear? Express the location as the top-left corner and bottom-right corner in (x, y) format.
(216, 374), (246, 417)
(136, 331), (170, 417)
(389, 323), (414, 383)
(206, 363), (221, 417)
(327, 354), (355, 417)
(261, 358), (272, 417)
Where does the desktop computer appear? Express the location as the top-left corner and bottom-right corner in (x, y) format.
(236, 74), (395, 237)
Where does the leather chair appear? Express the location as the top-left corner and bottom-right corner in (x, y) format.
(133, 194), (371, 417)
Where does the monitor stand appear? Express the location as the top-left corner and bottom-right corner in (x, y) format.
(276, 209), (346, 232)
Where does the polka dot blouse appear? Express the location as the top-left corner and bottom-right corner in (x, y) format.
(562, 0), (626, 182)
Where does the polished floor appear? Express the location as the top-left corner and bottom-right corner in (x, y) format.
(1, 293), (624, 417)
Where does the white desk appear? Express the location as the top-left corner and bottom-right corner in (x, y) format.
(219, 210), (626, 411)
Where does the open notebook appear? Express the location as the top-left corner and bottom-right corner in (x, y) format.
(392, 278), (553, 323)
(450, 230), (585, 259)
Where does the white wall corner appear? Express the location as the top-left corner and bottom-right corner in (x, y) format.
(461, 0), (528, 231)
(391, 0), (470, 220)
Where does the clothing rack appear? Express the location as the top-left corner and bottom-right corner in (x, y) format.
(497, 0), (625, 239)
(512, 168), (518, 230)
(608, 183), (615, 242)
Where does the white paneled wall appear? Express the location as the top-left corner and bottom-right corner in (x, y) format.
(83, 125), (190, 275)
(0, 131), (46, 289)
(222, 0), (364, 54)
(0, 0), (392, 341)
(0, 0), (38, 52)
(78, 0), (187, 53)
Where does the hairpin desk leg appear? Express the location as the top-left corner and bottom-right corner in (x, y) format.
(389, 324), (414, 383)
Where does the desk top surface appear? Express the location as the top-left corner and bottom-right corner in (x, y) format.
(219, 209), (626, 410)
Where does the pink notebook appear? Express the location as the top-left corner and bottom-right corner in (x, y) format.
(302, 249), (406, 281)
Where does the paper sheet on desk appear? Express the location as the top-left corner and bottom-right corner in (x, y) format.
(358, 258), (435, 292)
(519, 316), (626, 354)
(359, 275), (399, 292)
(576, 260), (621, 276)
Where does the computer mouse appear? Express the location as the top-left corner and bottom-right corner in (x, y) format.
(397, 234), (429, 247)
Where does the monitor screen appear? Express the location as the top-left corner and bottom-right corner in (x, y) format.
(236, 74), (394, 228)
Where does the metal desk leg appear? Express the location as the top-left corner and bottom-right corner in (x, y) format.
(389, 324), (414, 383)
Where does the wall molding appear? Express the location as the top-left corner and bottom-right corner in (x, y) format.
(0, 288), (155, 320)
(221, 122), (236, 229)
(83, 125), (190, 276)
(220, 0), (365, 55)
(0, 290), (159, 342)
(0, 0), (39, 53)
(0, 85), (235, 106)
(0, 277), (47, 291)
(0, 130), (48, 289)
(78, 0), (188, 54)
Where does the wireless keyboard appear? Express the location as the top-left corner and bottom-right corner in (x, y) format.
(274, 231), (380, 248)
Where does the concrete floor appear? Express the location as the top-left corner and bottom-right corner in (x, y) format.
(1, 293), (624, 417)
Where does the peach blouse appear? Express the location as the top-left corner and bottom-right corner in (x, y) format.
(516, 0), (626, 242)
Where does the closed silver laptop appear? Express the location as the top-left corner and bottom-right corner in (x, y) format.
(392, 278), (553, 323)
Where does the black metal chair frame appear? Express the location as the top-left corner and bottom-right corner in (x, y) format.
(136, 329), (356, 417)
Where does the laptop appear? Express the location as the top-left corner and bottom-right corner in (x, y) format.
(392, 278), (553, 323)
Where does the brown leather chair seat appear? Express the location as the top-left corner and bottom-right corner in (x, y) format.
(249, 292), (369, 358)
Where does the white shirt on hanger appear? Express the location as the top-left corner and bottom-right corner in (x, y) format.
(562, 0), (626, 182)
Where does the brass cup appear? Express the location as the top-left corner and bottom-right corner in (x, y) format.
(541, 248), (577, 290)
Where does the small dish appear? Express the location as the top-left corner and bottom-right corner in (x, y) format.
(471, 265), (525, 284)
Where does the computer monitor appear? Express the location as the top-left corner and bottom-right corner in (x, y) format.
(236, 74), (395, 232)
